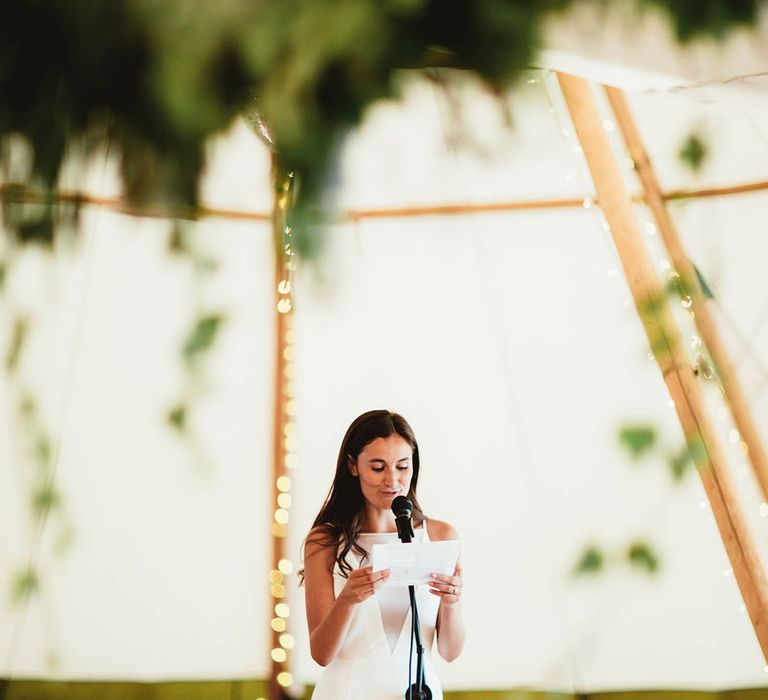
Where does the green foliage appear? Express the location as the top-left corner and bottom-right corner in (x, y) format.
(618, 424), (656, 459)
(183, 314), (224, 365)
(5, 315), (28, 373)
(167, 404), (187, 432)
(11, 567), (39, 603)
(32, 481), (60, 517)
(679, 132), (708, 173)
(627, 541), (660, 573)
(694, 264), (715, 299)
(646, 0), (759, 41)
(573, 545), (603, 575)
(668, 444), (693, 481)
(0, 0), (759, 252)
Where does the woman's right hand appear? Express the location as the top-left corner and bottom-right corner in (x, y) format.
(338, 566), (390, 605)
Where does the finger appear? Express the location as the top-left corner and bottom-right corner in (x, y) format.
(430, 572), (452, 583)
(454, 559), (462, 576)
(371, 568), (391, 581)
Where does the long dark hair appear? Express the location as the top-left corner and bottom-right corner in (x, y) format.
(300, 409), (425, 581)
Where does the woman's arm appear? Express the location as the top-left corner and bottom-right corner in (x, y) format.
(304, 529), (390, 666)
(427, 520), (465, 662)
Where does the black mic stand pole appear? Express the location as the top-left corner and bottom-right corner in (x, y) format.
(395, 515), (431, 700)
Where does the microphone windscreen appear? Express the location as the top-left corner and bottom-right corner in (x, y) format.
(391, 495), (413, 518)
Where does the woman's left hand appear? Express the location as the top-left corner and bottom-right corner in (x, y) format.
(428, 559), (463, 606)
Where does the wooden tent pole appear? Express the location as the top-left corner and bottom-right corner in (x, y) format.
(557, 72), (768, 660)
(269, 156), (296, 700)
(604, 85), (768, 502)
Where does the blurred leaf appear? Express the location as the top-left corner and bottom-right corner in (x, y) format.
(694, 264), (715, 299)
(168, 220), (190, 255)
(11, 567), (39, 603)
(167, 404), (187, 431)
(19, 393), (36, 417)
(32, 481), (60, 518)
(182, 314), (224, 364)
(627, 541), (660, 573)
(573, 545), (603, 576)
(618, 425), (656, 460)
(679, 132), (708, 173)
(34, 434), (51, 467)
(686, 433), (708, 469)
(668, 445), (693, 481)
(5, 316), (28, 373)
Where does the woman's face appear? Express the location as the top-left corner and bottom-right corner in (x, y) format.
(349, 434), (414, 512)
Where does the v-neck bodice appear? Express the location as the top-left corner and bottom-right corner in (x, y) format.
(357, 528), (428, 654)
(329, 523), (439, 660)
(311, 522), (444, 699)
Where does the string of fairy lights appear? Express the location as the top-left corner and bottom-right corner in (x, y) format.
(266, 168), (299, 696)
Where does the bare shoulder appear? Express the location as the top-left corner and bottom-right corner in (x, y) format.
(303, 525), (338, 562)
(426, 517), (460, 541)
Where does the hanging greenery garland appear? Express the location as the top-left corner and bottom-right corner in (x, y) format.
(0, 0), (761, 253)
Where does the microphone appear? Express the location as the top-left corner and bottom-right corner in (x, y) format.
(391, 495), (415, 543)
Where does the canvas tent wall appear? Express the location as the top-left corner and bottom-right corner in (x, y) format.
(2, 20), (768, 694)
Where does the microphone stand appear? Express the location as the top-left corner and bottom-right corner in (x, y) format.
(395, 515), (432, 700)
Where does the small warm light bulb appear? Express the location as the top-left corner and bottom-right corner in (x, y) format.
(271, 648), (287, 663)
(278, 280), (291, 294)
(277, 672), (293, 687)
(277, 298), (292, 314)
(284, 436), (298, 452)
(283, 346), (295, 361)
(277, 476), (291, 492)
(279, 633), (295, 649)
(278, 559), (294, 575)
(275, 603), (290, 618)
(271, 522), (286, 538)
(278, 493), (292, 509)
(271, 617), (287, 632)
(275, 508), (290, 524)
(271, 584), (286, 598)
(285, 454), (299, 470)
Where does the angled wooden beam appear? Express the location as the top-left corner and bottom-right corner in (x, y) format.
(604, 84), (768, 503)
(557, 71), (768, 661)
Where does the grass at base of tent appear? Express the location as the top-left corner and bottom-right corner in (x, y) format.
(2, 681), (768, 700)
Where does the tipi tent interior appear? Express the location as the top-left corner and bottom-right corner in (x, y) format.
(3, 3), (768, 699)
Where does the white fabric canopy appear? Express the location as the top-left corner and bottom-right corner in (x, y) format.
(2, 47), (768, 692)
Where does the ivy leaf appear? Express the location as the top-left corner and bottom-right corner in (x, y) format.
(32, 481), (60, 518)
(627, 542), (660, 574)
(182, 314), (224, 364)
(34, 434), (51, 467)
(167, 404), (187, 431)
(11, 567), (39, 603)
(618, 425), (657, 460)
(694, 264), (715, 300)
(679, 132), (708, 173)
(573, 545), (603, 576)
(668, 445), (693, 481)
(5, 316), (28, 373)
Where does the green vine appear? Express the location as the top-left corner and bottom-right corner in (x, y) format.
(0, 0), (759, 253)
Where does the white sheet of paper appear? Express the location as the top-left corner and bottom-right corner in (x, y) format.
(371, 540), (460, 587)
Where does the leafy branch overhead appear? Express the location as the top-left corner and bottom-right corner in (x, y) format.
(0, 0), (760, 250)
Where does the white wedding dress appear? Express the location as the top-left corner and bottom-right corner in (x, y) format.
(311, 523), (443, 700)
